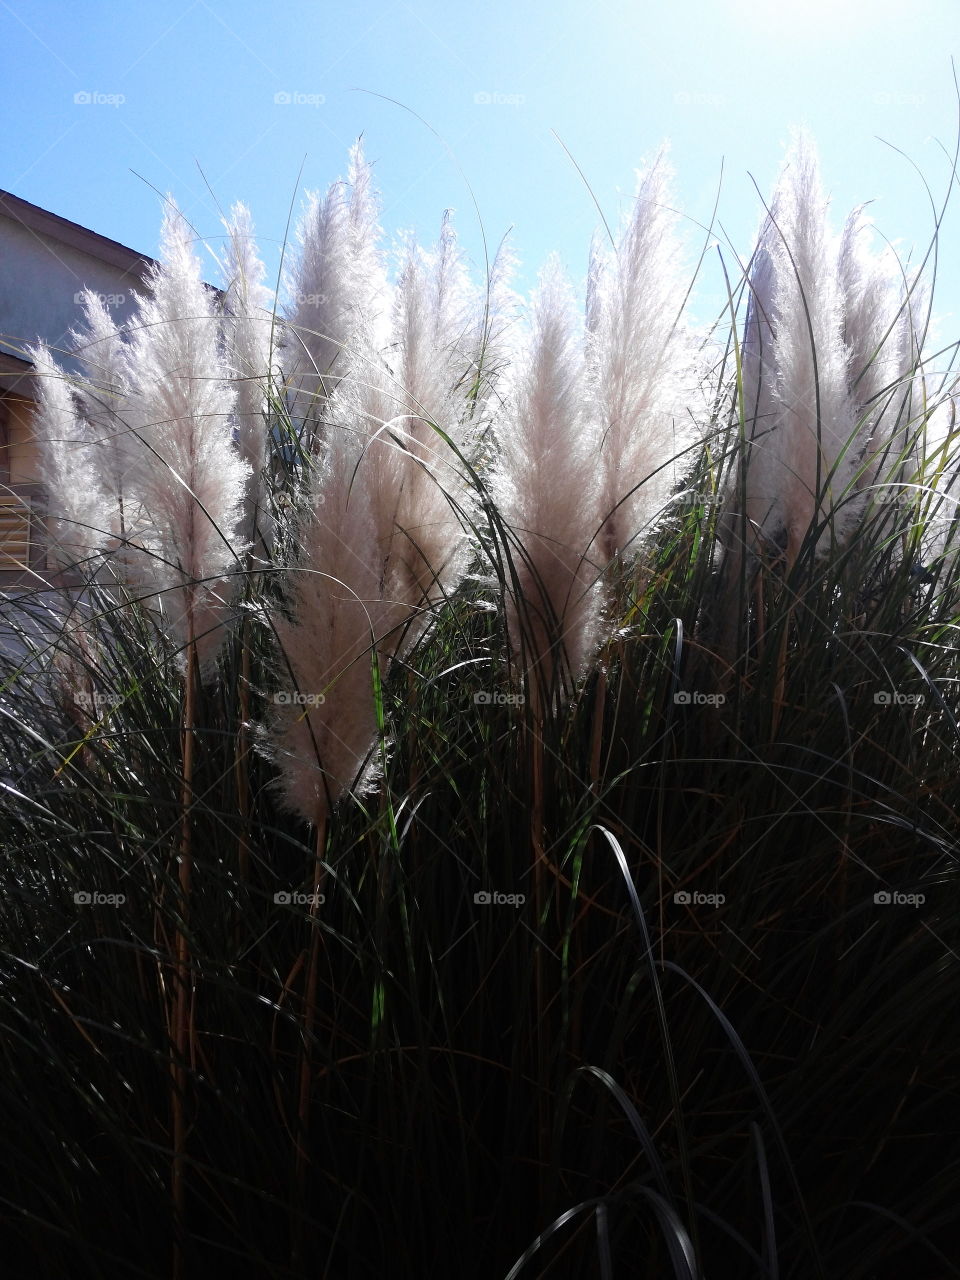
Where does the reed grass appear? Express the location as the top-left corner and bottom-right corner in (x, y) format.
(1, 129), (959, 1280)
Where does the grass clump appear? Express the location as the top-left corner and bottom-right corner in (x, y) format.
(1, 128), (959, 1279)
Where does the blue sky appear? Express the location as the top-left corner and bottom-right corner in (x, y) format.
(2, 0), (959, 329)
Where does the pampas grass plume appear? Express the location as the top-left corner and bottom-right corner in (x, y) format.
(283, 141), (388, 435)
(267, 422), (402, 827)
(118, 200), (250, 674)
(587, 148), (694, 564)
(27, 342), (110, 570)
(493, 255), (601, 693)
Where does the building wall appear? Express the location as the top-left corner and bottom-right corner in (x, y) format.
(0, 388), (50, 574)
(0, 197), (153, 583)
(0, 208), (148, 381)
(3, 389), (40, 484)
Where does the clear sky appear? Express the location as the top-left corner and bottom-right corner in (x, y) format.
(2, 0), (959, 331)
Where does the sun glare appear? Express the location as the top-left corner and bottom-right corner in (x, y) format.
(732, 0), (898, 41)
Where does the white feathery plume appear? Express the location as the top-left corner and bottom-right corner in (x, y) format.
(265, 212), (490, 822)
(28, 342), (111, 570)
(837, 208), (922, 497)
(427, 211), (481, 386)
(221, 203), (274, 476)
(344, 139), (388, 342)
(119, 200), (250, 675)
(220, 202), (276, 546)
(283, 181), (350, 425)
(763, 134), (859, 558)
(68, 290), (139, 540)
(714, 223), (783, 650)
(726, 134), (863, 567)
(720, 208), (783, 572)
(385, 215), (479, 631)
(733, 219), (783, 551)
(492, 255), (601, 690)
(584, 229), (608, 342)
(324, 335), (405, 610)
(586, 149), (695, 564)
(863, 285), (928, 505)
(466, 233), (521, 412)
(283, 141), (388, 435)
(266, 416), (403, 827)
(838, 207), (904, 413)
